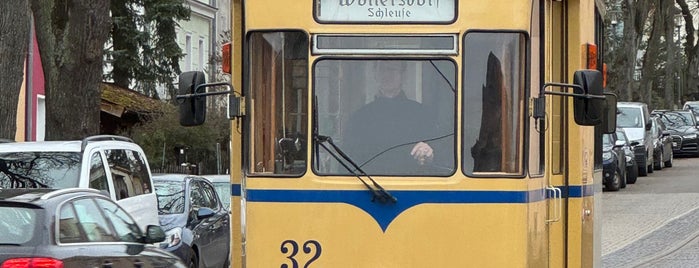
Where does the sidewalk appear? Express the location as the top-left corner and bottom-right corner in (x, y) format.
(601, 192), (699, 256)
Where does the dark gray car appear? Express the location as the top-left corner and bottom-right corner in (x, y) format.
(153, 174), (230, 268)
(0, 188), (185, 268)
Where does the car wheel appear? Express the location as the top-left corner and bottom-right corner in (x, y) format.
(665, 151), (673, 167)
(605, 168), (621, 191)
(224, 252), (230, 268)
(654, 151), (663, 170)
(626, 164), (638, 184)
(638, 154), (648, 176)
(189, 249), (199, 268)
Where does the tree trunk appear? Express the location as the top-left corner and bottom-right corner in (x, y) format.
(639, 2), (659, 107)
(611, 0), (650, 102)
(676, 0), (698, 102)
(661, 0), (676, 109)
(0, 1), (30, 140)
(29, 0), (111, 140)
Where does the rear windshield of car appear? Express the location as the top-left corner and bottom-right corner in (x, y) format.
(154, 181), (186, 214)
(617, 107), (643, 128)
(0, 206), (39, 244)
(0, 152), (81, 189)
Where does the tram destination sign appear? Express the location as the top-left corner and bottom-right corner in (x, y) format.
(315, 0), (456, 23)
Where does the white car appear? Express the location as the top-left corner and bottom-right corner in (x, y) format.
(0, 135), (159, 231)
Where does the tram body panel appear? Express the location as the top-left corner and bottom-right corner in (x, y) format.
(245, 196), (545, 267)
(244, 0), (533, 33)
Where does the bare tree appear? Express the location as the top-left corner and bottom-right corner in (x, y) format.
(0, 1), (30, 140)
(661, 0), (678, 109)
(29, 0), (111, 140)
(676, 0), (699, 102)
(608, 0), (652, 101)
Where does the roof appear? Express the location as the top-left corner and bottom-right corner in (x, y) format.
(101, 83), (164, 116)
(617, 102), (647, 107)
(0, 188), (102, 203)
(153, 173), (199, 182)
(0, 141), (82, 152)
(201, 175), (230, 183)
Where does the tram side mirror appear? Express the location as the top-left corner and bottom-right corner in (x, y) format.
(602, 93), (617, 134)
(573, 70), (605, 126)
(178, 71), (207, 126)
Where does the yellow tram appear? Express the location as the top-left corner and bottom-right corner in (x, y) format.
(177, 0), (616, 267)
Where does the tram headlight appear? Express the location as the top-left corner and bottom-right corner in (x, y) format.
(603, 152), (612, 161)
(162, 227), (182, 248)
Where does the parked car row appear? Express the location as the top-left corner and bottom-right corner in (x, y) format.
(0, 136), (231, 268)
(605, 100), (699, 191)
(606, 102), (666, 191)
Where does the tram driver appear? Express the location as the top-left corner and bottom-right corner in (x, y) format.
(342, 60), (438, 174)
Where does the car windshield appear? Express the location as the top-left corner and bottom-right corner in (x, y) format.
(0, 206), (38, 244)
(0, 152), (81, 189)
(617, 107), (643, 128)
(685, 103), (699, 116)
(602, 134), (613, 146)
(154, 181), (185, 214)
(212, 182), (230, 209)
(615, 131), (627, 143)
(658, 112), (694, 127)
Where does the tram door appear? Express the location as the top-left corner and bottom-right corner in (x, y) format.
(545, 1), (570, 267)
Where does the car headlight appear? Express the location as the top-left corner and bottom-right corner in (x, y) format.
(625, 154), (633, 163)
(603, 152), (612, 161)
(162, 227), (182, 248)
(683, 133), (698, 139)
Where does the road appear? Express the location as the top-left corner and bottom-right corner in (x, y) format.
(602, 156), (699, 267)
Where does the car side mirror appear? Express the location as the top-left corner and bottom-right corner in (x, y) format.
(197, 207), (216, 220)
(662, 130), (671, 137)
(615, 140), (624, 147)
(629, 141), (640, 147)
(144, 225), (166, 243)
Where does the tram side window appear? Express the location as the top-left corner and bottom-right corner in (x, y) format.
(248, 31), (309, 175)
(462, 32), (526, 176)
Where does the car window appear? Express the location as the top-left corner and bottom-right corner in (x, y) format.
(0, 152), (81, 189)
(59, 203), (88, 243)
(201, 181), (220, 209)
(105, 149), (152, 200)
(615, 131), (627, 143)
(89, 152), (110, 194)
(0, 206), (37, 244)
(71, 198), (117, 242)
(94, 198), (142, 242)
(190, 181), (211, 209)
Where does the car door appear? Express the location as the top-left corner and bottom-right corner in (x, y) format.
(94, 198), (175, 268)
(200, 180), (229, 266)
(56, 197), (132, 267)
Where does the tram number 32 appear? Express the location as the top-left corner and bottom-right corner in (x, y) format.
(280, 240), (322, 268)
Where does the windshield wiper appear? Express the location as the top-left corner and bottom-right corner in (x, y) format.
(315, 135), (397, 204)
(313, 96), (396, 204)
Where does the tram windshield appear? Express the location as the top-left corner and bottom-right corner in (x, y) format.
(314, 59), (456, 176)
